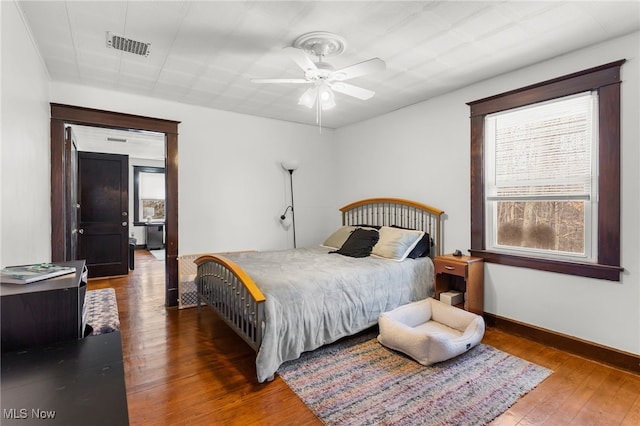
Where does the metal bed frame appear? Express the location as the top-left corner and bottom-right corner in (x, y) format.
(195, 197), (444, 353)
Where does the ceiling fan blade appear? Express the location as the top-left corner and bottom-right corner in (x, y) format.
(251, 78), (310, 84)
(332, 58), (386, 81)
(283, 46), (318, 72)
(330, 82), (376, 100)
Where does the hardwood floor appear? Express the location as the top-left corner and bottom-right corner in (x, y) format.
(89, 250), (640, 425)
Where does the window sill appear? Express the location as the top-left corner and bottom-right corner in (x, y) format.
(469, 249), (623, 281)
(133, 221), (165, 227)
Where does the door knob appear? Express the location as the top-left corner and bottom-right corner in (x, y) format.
(122, 222), (127, 227)
(78, 229), (84, 234)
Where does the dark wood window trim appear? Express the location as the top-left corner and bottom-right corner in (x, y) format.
(467, 60), (624, 281)
(50, 103), (181, 305)
(133, 166), (165, 226)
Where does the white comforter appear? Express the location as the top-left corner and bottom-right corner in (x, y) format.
(224, 246), (434, 382)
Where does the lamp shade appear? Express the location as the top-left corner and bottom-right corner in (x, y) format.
(280, 214), (292, 228)
(298, 86), (317, 108)
(318, 83), (336, 110)
(281, 160), (299, 171)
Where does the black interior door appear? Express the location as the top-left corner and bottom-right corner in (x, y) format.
(78, 152), (129, 278)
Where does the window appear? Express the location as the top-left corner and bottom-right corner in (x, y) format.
(468, 61), (624, 281)
(133, 166), (165, 225)
(485, 92), (597, 261)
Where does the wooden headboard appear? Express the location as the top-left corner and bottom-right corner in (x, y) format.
(340, 197), (445, 257)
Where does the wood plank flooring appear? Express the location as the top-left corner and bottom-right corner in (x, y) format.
(88, 250), (640, 425)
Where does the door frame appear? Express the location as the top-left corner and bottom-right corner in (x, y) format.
(51, 103), (180, 307)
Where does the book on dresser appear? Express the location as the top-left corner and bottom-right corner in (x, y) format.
(1, 263), (76, 284)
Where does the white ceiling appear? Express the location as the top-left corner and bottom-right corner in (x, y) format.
(18, 1), (640, 129)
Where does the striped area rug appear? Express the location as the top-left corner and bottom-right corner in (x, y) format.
(278, 331), (552, 425)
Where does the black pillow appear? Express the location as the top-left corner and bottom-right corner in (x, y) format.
(352, 224), (381, 229)
(390, 225), (431, 258)
(407, 233), (431, 258)
(330, 228), (379, 258)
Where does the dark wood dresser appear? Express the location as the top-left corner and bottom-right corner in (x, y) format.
(1, 260), (88, 352)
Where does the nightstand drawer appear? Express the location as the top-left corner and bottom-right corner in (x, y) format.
(435, 260), (467, 277)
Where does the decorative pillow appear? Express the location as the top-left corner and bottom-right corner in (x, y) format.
(372, 226), (425, 261)
(408, 233), (431, 258)
(322, 225), (380, 249)
(330, 228), (380, 258)
(322, 226), (356, 249)
(391, 225), (432, 258)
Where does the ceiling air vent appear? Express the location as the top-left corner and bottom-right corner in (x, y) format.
(106, 137), (127, 143)
(106, 32), (151, 57)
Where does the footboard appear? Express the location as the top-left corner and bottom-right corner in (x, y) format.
(195, 255), (265, 351)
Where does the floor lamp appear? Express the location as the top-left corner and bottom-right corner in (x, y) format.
(280, 160), (299, 248)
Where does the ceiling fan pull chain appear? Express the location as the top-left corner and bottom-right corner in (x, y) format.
(317, 94), (323, 133)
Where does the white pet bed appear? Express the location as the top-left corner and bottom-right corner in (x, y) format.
(378, 297), (485, 365)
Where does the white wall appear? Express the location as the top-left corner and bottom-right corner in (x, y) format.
(335, 32), (640, 356)
(0, 1), (51, 267)
(48, 82), (338, 255)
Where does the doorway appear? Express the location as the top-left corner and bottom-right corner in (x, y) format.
(70, 124), (167, 275)
(50, 104), (180, 307)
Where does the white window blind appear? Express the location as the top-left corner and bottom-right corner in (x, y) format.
(484, 91), (598, 261)
(140, 172), (165, 199)
(486, 92), (596, 201)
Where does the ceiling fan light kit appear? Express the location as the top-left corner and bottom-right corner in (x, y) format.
(252, 31), (385, 128)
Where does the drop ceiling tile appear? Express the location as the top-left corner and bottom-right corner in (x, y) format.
(42, 58), (80, 80)
(119, 59), (160, 79)
(189, 76), (228, 94)
(201, 65), (240, 84)
(163, 55), (207, 75)
(430, 1), (491, 26)
(152, 82), (190, 100)
(76, 50), (120, 71)
(36, 42), (77, 63)
(180, 89), (217, 105)
(478, 24), (532, 51)
(581, 2), (640, 34)
(117, 74), (157, 92)
(454, 6), (516, 41)
(156, 68), (196, 88)
(499, 1), (560, 21)
(65, 1), (128, 31)
(521, 2), (593, 34)
(439, 40), (494, 68)
(77, 62), (120, 80)
(19, 1), (72, 39)
(408, 58), (454, 80)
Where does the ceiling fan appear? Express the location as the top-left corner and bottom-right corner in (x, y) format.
(251, 32), (386, 126)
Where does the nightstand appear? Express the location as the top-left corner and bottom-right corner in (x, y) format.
(434, 254), (484, 315)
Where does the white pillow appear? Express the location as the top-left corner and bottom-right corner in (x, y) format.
(372, 226), (425, 261)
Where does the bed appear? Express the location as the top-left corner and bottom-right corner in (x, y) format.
(195, 198), (444, 382)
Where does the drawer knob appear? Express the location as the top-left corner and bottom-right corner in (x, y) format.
(444, 265), (455, 270)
